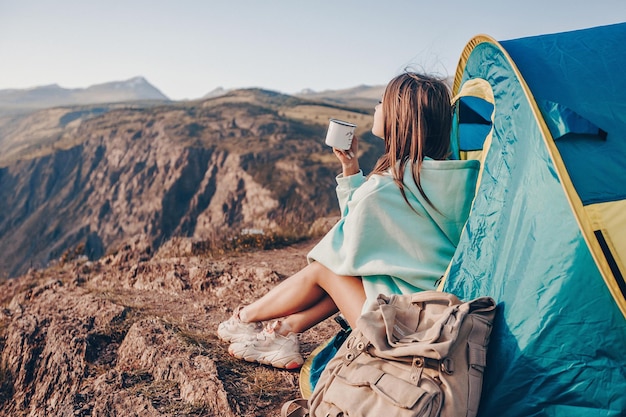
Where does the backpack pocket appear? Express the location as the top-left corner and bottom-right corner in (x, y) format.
(316, 359), (442, 417)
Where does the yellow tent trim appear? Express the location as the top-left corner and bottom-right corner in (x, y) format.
(585, 200), (626, 279)
(438, 78), (494, 290)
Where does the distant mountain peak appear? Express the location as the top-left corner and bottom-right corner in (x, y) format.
(127, 76), (148, 84)
(89, 76), (163, 92)
(34, 83), (63, 91)
(202, 87), (229, 99)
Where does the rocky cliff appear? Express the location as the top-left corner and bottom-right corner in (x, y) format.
(0, 234), (339, 417)
(0, 88), (382, 278)
(0, 85), (382, 416)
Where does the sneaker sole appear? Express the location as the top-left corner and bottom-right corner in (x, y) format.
(228, 346), (303, 370)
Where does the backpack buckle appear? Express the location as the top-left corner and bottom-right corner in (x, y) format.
(440, 358), (454, 375)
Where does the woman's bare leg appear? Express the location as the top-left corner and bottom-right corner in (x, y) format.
(240, 261), (366, 330)
(279, 295), (338, 333)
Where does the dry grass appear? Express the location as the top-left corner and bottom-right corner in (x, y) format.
(216, 351), (300, 416)
(129, 378), (211, 416)
(187, 216), (315, 260)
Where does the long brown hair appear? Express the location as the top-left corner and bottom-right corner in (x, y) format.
(370, 72), (452, 209)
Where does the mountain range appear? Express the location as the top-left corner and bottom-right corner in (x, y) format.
(0, 80), (385, 278)
(0, 77), (386, 116)
(0, 77), (170, 115)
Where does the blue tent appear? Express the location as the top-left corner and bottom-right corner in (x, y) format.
(442, 22), (626, 416)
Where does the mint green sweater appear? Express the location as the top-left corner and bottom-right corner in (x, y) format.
(307, 159), (480, 311)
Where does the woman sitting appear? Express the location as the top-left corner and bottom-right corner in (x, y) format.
(217, 72), (480, 369)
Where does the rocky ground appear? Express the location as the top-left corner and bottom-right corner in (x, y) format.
(0, 234), (340, 417)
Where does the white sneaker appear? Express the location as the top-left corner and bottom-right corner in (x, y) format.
(228, 323), (303, 370)
(217, 307), (263, 343)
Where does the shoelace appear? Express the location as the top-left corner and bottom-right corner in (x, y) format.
(260, 320), (301, 340)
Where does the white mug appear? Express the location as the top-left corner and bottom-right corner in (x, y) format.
(325, 119), (356, 150)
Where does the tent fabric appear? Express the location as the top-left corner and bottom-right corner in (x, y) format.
(442, 24), (626, 416)
(499, 22), (626, 315)
(500, 23), (626, 149)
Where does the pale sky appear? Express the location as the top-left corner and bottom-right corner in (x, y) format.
(1, 0), (624, 100)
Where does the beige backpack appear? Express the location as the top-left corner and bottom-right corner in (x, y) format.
(283, 291), (496, 417)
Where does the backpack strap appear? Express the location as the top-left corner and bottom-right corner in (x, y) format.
(281, 398), (309, 417)
(466, 315), (493, 414)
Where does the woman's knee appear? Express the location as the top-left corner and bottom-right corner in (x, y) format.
(299, 261), (365, 327)
(298, 261), (332, 285)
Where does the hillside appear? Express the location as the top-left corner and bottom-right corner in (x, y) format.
(0, 88), (383, 278)
(0, 233), (340, 417)
(0, 81), (384, 416)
